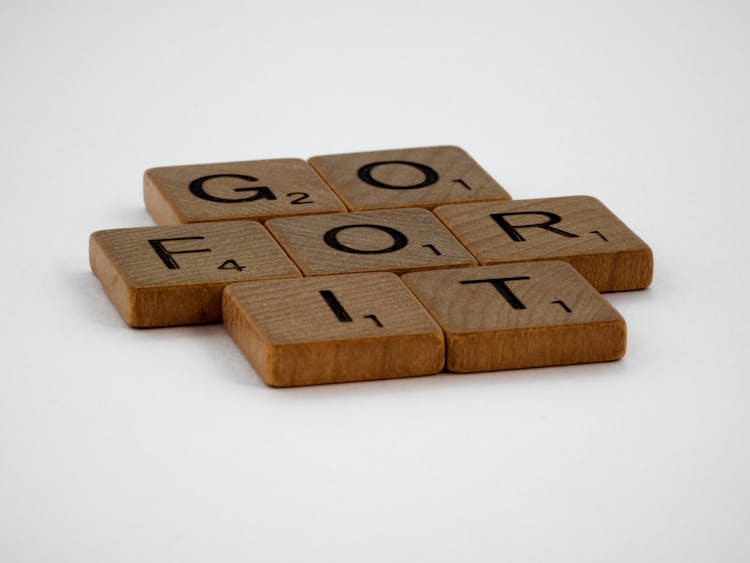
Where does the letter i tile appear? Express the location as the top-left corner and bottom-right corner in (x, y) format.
(222, 272), (445, 386)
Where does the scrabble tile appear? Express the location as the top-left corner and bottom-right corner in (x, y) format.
(223, 273), (445, 386)
(402, 262), (626, 373)
(90, 221), (301, 327)
(434, 196), (653, 292)
(308, 146), (511, 211)
(144, 158), (346, 224)
(265, 208), (477, 276)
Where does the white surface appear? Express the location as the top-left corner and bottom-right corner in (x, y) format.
(1, 1), (749, 561)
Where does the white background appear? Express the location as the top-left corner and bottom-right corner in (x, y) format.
(1, 1), (749, 562)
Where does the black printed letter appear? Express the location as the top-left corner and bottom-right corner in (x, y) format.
(357, 161), (439, 190)
(323, 224), (408, 254)
(490, 212), (578, 242)
(460, 277), (531, 310)
(189, 174), (277, 203)
(148, 237), (211, 269)
(320, 290), (353, 322)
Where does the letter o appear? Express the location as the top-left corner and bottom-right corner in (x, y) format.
(323, 224), (409, 254)
(357, 161), (439, 190)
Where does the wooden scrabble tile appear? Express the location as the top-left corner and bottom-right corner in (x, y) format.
(402, 262), (626, 373)
(223, 273), (445, 386)
(434, 196), (653, 292)
(308, 146), (511, 211)
(265, 208), (477, 276)
(90, 221), (301, 327)
(144, 158), (346, 224)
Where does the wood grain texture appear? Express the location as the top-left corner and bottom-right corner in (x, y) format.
(434, 196), (653, 292)
(223, 273), (445, 386)
(308, 146), (511, 211)
(144, 158), (346, 224)
(90, 221), (301, 327)
(265, 208), (477, 276)
(402, 262), (626, 373)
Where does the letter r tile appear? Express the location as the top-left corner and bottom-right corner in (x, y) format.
(89, 221), (301, 327)
(402, 262), (626, 373)
(434, 196), (653, 291)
